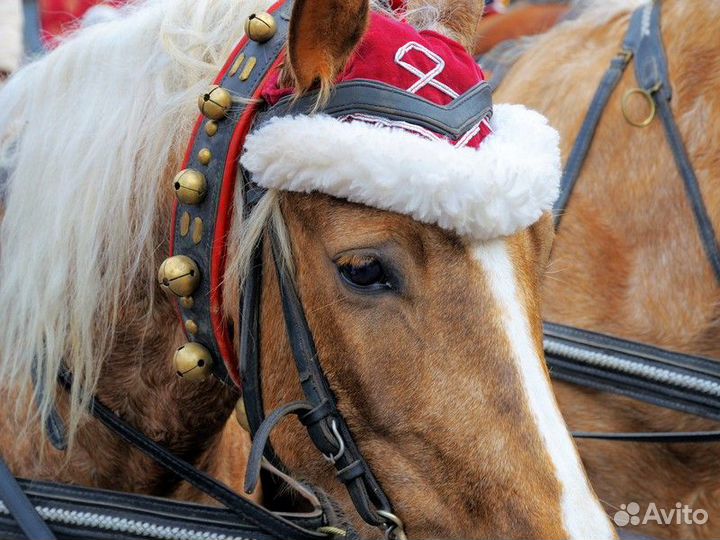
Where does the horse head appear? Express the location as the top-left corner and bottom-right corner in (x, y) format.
(213, 1), (617, 537)
(0, 0), (616, 537)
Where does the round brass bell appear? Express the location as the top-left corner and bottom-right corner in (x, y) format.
(174, 342), (213, 381)
(173, 169), (207, 205)
(198, 85), (233, 120)
(245, 12), (277, 43)
(234, 400), (250, 432)
(157, 255), (200, 297)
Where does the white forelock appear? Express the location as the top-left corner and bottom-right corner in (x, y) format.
(241, 103), (561, 240)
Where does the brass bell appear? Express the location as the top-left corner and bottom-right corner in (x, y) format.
(158, 255), (200, 297)
(174, 342), (213, 381)
(198, 85), (233, 120)
(173, 169), (207, 205)
(235, 399), (251, 432)
(245, 12), (277, 43)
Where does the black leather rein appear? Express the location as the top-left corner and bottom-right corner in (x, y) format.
(237, 175), (406, 540)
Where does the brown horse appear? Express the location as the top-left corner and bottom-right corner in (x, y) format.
(0, 0), (617, 538)
(493, 0), (720, 538)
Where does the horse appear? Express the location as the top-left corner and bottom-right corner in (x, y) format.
(0, 0), (616, 538)
(492, 0), (720, 537)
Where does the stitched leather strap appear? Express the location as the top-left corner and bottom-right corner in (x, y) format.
(56, 369), (325, 540)
(257, 79), (493, 141)
(546, 322), (720, 441)
(269, 230), (396, 530)
(0, 457), (56, 540)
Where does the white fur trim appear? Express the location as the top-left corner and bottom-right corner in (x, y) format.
(241, 104), (560, 240)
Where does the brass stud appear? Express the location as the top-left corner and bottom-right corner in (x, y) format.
(185, 319), (199, 335)
(205, 121), (218, 137)
(158, 255), (200, 297)
(235, 400), (251, 432)
(174, 342), (213, 382)
(179, 211), (191, 237)
(192, 217), (204, 245)
(173, 169), (207, 205)
(229, 53), (246, 77)
(239, 57), (257, 82)
(180, 296), (194, 309)
(198, 85), (233, 120)
(245, 12), (277, 43)
(197, 148), (212, 166)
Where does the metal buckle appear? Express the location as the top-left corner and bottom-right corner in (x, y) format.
(377, 510), (407, 540)
(617, 48), (633, 64)
(322, 420), (346, 465)
(621, 82), (662, 128)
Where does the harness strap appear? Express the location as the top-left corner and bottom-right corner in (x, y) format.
(545, 322), (720, 443)
(31, 357), (67, 451)
(56, 369), (326, 540)
(574, 430), (720, 443)
(244, 400), (313, 495)
(268, 230), (401, 534)
(555, 0), (720, 284)
(0, 457), (56, 540)
(633, 1), (720, 284)
(552, 46), (636, 222)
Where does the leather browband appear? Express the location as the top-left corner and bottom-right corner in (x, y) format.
(169, 0), (293, 385)
(256, 79), (493, 141)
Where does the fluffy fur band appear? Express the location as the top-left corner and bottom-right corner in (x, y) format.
(241, 104), (561, 240)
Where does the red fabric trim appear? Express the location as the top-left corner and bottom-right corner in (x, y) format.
(209, 57), (285, 386)
(39, 0), (127, 47)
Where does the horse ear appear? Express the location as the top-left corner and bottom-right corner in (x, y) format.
(287, 0), (370, 95)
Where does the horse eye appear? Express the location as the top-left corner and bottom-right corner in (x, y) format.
(337, 256), (391, 291)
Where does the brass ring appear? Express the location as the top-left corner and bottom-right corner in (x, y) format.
(621, 87), (657, 128)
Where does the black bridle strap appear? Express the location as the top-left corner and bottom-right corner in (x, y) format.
(633, 3), (720, 284)
(0, 457), (57, 540)
(56, 369), (325, 540)
(268, 229), (398, 532)
(552, 49), (633, 221)
(244, 400), (313, 495)
(573, 430), (720, 443)
(31, 357), (67, 451)
(554, 1), (720, 284)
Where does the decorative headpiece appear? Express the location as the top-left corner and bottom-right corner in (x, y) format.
(160, 2), (560, 385)
(242, 12), (560, 241)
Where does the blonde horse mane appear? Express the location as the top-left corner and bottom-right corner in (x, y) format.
(0, 0), (286, 444)
(0, 0), (410, 448)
